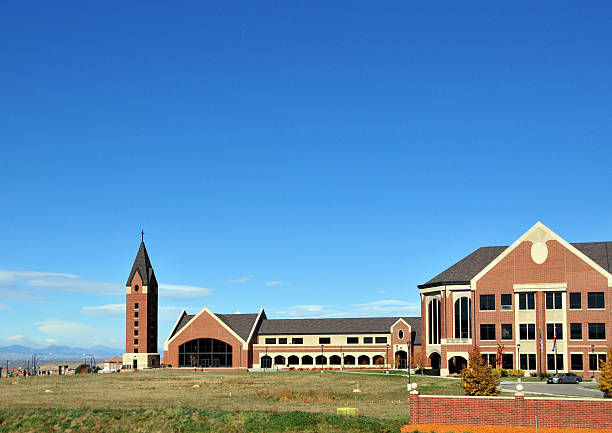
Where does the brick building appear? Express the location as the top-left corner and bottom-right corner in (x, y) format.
(419, 222), (611, 377)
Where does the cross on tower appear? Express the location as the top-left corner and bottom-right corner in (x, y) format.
(141, 230), (145, 242)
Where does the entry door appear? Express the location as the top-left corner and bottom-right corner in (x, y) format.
(133, 359), (137, 369)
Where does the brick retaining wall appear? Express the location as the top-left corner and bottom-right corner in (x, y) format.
(409, 392), (612, 429)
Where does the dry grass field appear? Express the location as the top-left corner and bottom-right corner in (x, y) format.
(0, 370), (464, 432)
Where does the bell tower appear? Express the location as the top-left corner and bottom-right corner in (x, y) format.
(122, 235), (160, 369)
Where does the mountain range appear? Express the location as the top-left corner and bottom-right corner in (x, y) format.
(0, 344), (123, 362)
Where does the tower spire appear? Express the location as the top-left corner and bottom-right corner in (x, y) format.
(141, 229), (145, 243)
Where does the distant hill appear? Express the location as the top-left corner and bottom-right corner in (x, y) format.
(0, 344), (123, 362)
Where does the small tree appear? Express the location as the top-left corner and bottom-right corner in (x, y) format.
(496, 343), (505, 370)
(414, 352), (427, 374)
(598, 347), (612, 398)
(461, 346), (500, 396)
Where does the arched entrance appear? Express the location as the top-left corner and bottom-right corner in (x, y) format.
(288, 355), (299, 366)
(329, 355), (341, 365)
(448, 356), (467, 374)
(372, 355), (385, 366)
(344, 355), (355, 365)
(395, 350), (407, 369)
(178, 338), (232, 367)
(429, 352), (441, 370)
(260, 355), (272, 368)
(358, 355), (370, 366)
(274, 355), (285, 366)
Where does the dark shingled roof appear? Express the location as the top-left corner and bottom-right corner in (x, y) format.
(259, 316), (422, 345)
(126, 242), (157, 287)
(419, 241), (612, 289)
(168, 313), (421, 345)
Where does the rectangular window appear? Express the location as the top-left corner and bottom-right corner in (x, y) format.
(134, 348), (138, 353)
(502, 353), (513, 369)
(519, 293), (535, 310)
(519, 323), (535, 340)
(569, 293), (581, 309)
(501, 294), (512, 310)
(278, 338), (287, 344)
(265, 338), (276, 344)
(587, 292), (605, 309)
(319, 337), (331, 344)
(347, 337), (358, 344)
(480, 294), (495, 311)
(501, 324), (513, 340)
(589, 354), (607, 371)
(571, 353), (583, 371)
(363, 337), (373, 344)
(134, 339), (138, 345)
(481, 353), (497, 367)
(570, 323), (582, 340)
(134, 320), (138, 327)
(520, 353), (537, 370)
(480, 324), (496, 340)
(291, 338), (303, 344)
(375, 336), (387, 344)
(546, 323), (563, 340)
(547, 354), (564, 370)
(134, 302), (139, 310)
(545, 292), (562, 309)
(588, 323), (606, 340)
(134, 311), (139, 318)
(134, 330), (138, 336)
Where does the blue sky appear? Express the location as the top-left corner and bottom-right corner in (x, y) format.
(1, 1), (611, 352)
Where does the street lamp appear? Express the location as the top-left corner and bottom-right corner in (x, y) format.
(320, 345), (324, 374)
(407, 340), (412, 384)
(385, 344), (389, 373)
(516, 343), (521, 383)
(591, 344), (595, 378)
(265, 346), (268, 373)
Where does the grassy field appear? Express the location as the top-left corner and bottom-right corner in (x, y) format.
(0, 370), (463, 432)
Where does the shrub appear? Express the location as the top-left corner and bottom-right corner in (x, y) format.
(460, 346), (500, 396)
(507, 369), (524, 377)
(500, 368), (508, 377)
(598, 347), (612, 398)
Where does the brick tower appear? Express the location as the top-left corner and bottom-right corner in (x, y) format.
(122, 239), (160, 369)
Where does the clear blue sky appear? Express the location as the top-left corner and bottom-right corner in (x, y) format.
(1, 1), (611, 352)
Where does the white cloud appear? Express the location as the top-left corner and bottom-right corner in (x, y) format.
(271, 304), (343, 318)
(266, 281), (283, 286)
(34, 318), (99, 338)
(81, 304), (125, 318)
(44, 339), (57, 344)
(226, 276), (254, 283)
(159, 284), (210, 300)
(2, 334), (42, 347)
(350, 299), (420, 316)
(270, 299), (420, 319)
(6, 334), (26, 341)
(0, 302), (10, 309)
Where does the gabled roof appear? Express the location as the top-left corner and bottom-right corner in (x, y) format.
(168, 312), (260, 342)
(126, 242), (157, 287)
(419, 241), (612, 289)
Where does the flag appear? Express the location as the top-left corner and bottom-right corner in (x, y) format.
(551, 337), (557, 352)
(539, 331), (544, 353)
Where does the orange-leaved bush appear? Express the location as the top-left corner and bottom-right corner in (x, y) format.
(598, 347), (612, 397)
(461, 345), (500, 396)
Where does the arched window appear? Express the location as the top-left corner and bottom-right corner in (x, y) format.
(315, 355), (327, 366)
(344, 355), (355, 365)
(134, 285), (139, 292)
(329, 355), (341, 365)
(372, 355), (384, 366)
(454, 297), (472, 339)
(301, 355), (313, 365)
(178, 338), (232, 367)
(274, 355), (285, 365)
(358, 355), (370, 365)
(428, 298), (441, 344)
(288, 355), (299, 365)
(260, 355), (272, 368)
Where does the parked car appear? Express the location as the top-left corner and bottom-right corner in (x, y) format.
(547, 373), (582, 384)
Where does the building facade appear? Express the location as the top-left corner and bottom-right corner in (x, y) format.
(419, 222), (611, 377)
(162, 308), (420, 370)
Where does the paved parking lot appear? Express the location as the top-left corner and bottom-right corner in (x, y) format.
(501, 380), (604, 398)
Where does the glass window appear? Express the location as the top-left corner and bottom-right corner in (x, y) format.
(481, 353), (497, 367)
(134, 311), (139, 318)
(454, 297), (472, 338)
(291, 337), (303, 344)
(178, 338), (233, 367)
(480, 324), (496, 340)
(363, 337), (373, 344)
(588, 323), (606, 340)
(547, 354), (564, 370)
(546, 323), (563, 340)
(570, 323), (582, 340)
(545, 292), (562, 309)
(570, 353), (583, 371)
(519, 323), (535, 340)
(375, 336), (387, 343)
(134, 339), (138, 345)
(587, 292), (605, 309)
(134, 320), (138, 327)
(319, 337), (331, 344)
(347, 337), (358, 344)
(569, 293), (581, 309)
(501, 324), (513, 340)
(502, 353), (513, 369)
(398, 330), (404, 339)
(428, 299), (441, 344)
(520, 354), (536, 370)
(265, 338), (276, 344)
(501, 294), (512, 310)
(589, 353), (607, 371)
(278, 338), (287, 344)
(480, 294), (495, 311)
(134, 303), (139, 309)
(519, 293), (535, 310)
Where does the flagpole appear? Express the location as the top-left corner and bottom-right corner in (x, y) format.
(554, 326), (558, 375)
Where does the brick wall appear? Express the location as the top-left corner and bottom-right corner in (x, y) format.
(409, 392), (612, 429)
